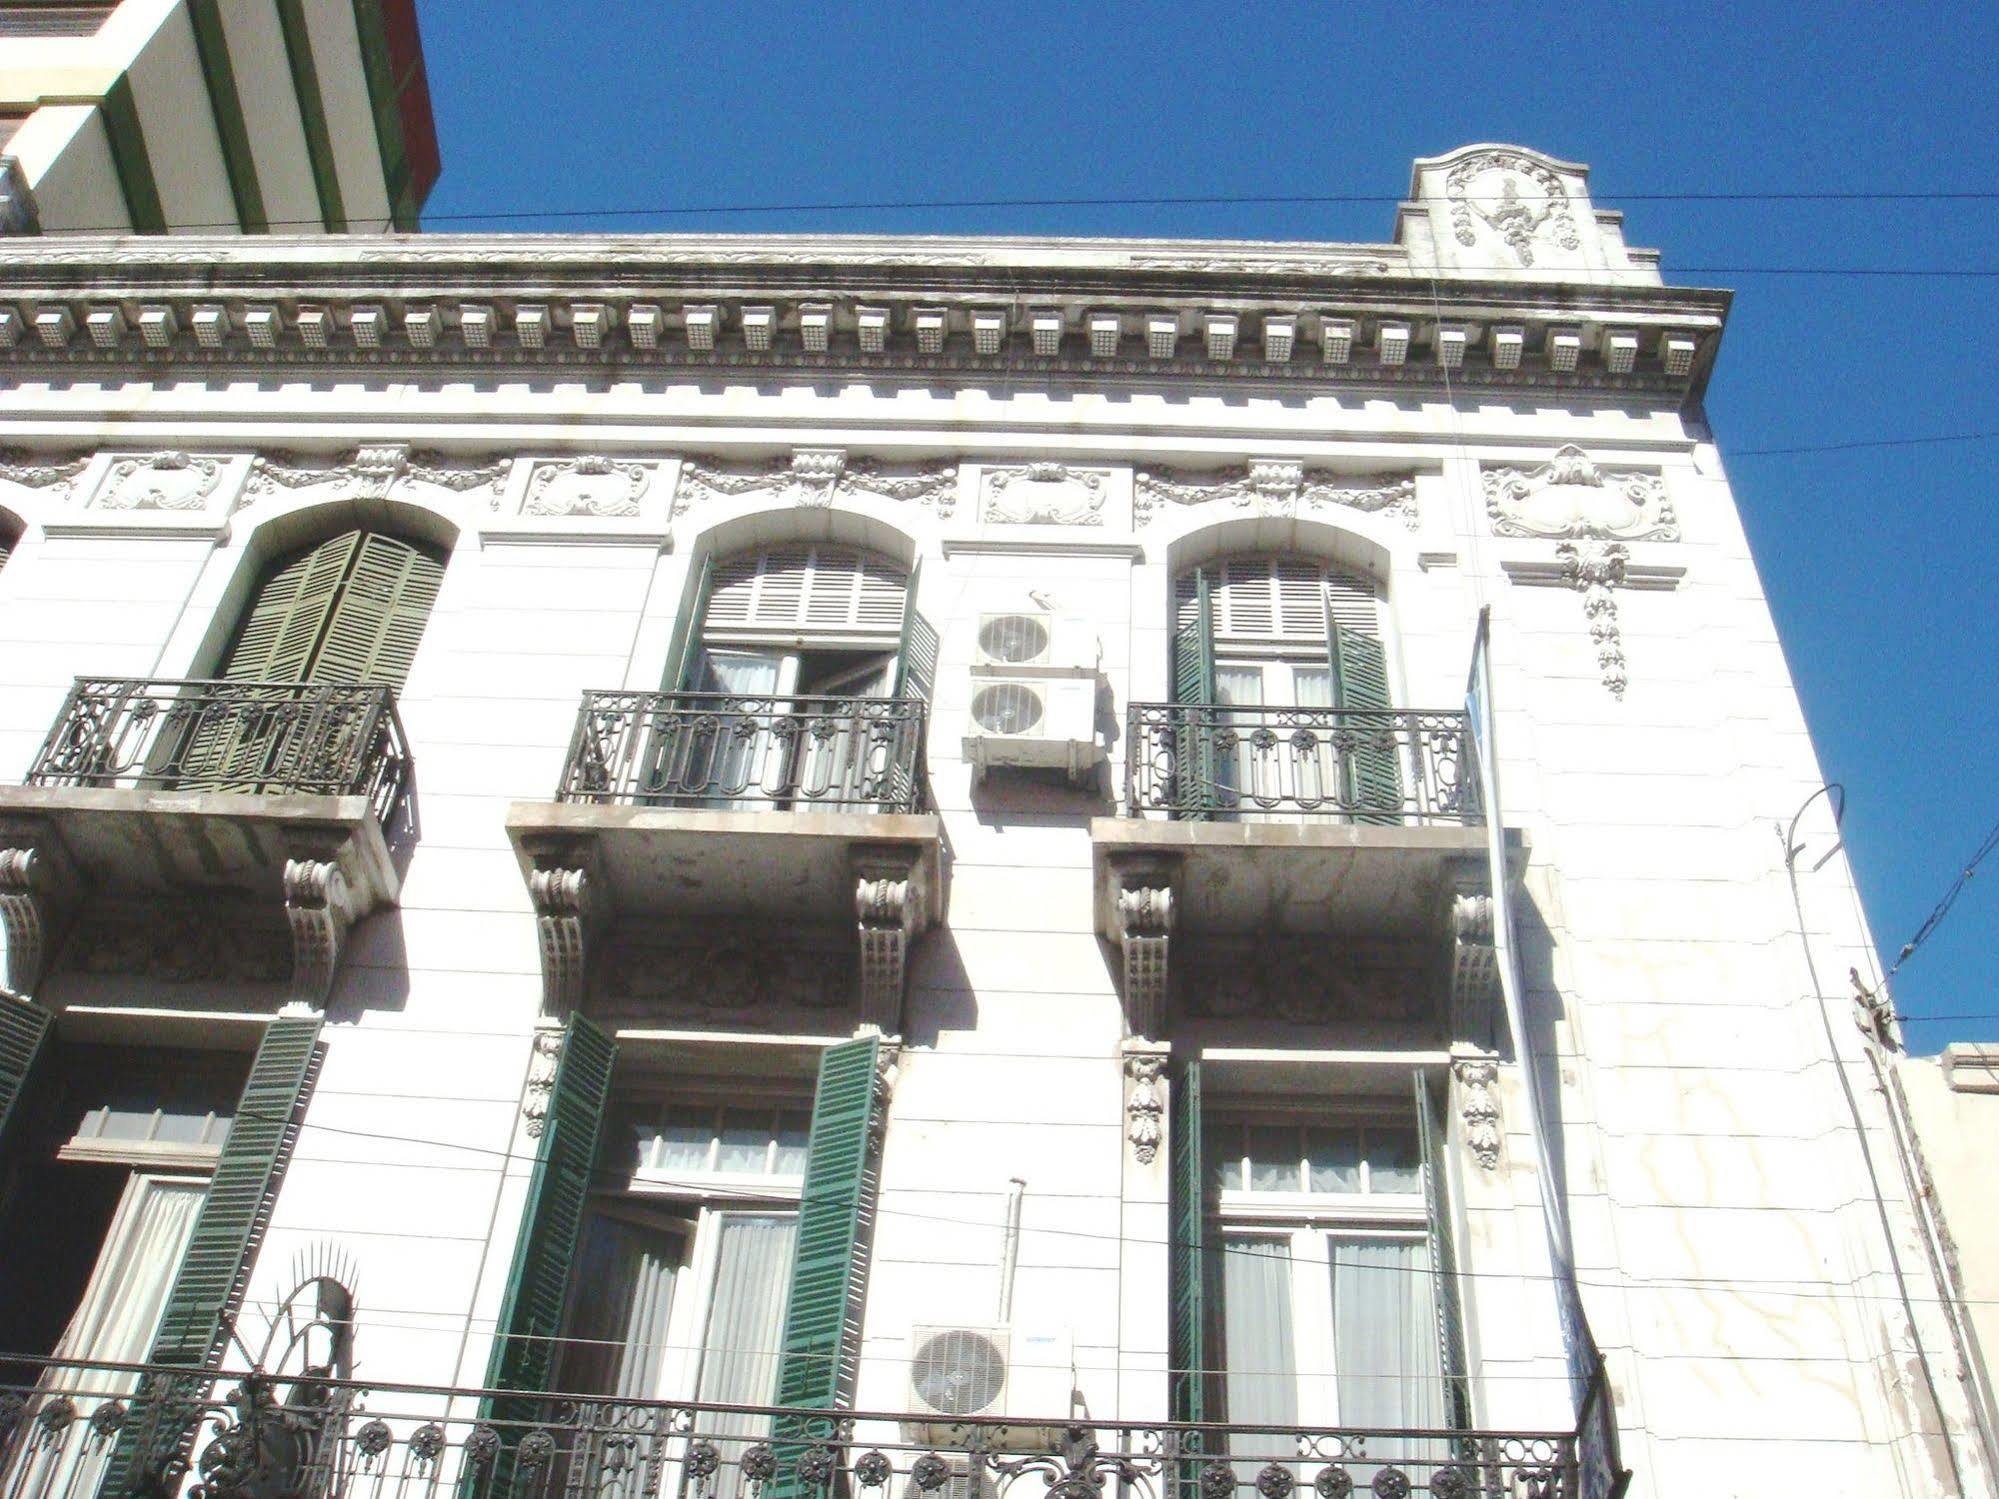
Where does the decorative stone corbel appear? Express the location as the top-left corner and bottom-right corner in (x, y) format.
(522, 837), (608, 1016)
(1445, 868), (1499, 1044)
(1452, 1053), (1503, 1171)
(522, 1024), (564, 1136)
(1122, 1044), (1169, 1164)
(281, 833), (368, 1006)
(854, 848), (926, 1033)
(0, 821), (78, 995)
(1111, 859), (1178, 1038)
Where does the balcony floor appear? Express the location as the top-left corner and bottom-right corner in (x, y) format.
(1092, 816), (1523, 939)
(507, 801), (942, 925)
(0, 783), (397, 903)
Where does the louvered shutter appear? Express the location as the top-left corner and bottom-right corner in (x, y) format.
(703, 547), (907, 635)
(146, 1014), (321, 1368)
(483, 1015), (617, 1420)
(0, 994), (52, 1157)
(1328, 612), (1402, 825)
(1168, 1056), (1211, 1490)
(218, 531), (360, 683)
(1170, 570), (1217, 821)
(0, 532), (12, 572)
(308, 533), (445, 688)
(773, 1034), (882, 1471)
(891, 558), (939, 702)
(664, 554), (715, 692)
(1416, 1071), (1474, 1441)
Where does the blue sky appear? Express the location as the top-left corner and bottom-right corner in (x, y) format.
(417, 2), (1999, 1052)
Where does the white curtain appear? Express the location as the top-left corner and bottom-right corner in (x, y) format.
(558, 1214), (683, 1400)
(693, 650), (785, 807)
(694, 1215), (798, 1499)
(1292, 666), (1338, 811)
(1328, 1238), (1444, 1465)
(1223, 1237), (1298, 1478)
(802, 658), (895, 806)
(1214, 666), (1265, 818)
(8, 1176), (205, 1499)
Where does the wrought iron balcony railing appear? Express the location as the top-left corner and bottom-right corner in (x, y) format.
(23, 678), (411, 825)
(0, 1357), (1581, 1499)
(1124, 703), (1479, 825)
(556, 691), (927, 814)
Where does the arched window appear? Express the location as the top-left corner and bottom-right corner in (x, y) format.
(215, 528), (447, 688)
(1172, 556), (1400, 821)
(644, 544), (934, 810)
(171, 528), (443, 792)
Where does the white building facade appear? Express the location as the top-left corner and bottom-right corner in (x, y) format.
(0, 144), (1990, 1499)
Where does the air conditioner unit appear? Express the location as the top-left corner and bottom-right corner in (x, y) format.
(962, 676), (1103, 783)
(971, 612), (1099, 676)
(905, 1325), (1076, 1449)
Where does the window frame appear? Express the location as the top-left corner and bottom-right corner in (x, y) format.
(1208, 1104), (1441, 1431)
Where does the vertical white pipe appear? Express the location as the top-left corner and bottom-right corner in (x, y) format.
(997, 1177), (1026, 1321)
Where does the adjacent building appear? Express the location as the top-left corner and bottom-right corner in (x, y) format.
(0, 0), (437, 234)
(0, 144), (1992, 1499)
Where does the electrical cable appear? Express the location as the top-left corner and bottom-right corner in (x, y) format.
(15, 183), (1999, 237)
(188, 1102), (1999, 1310)
(1885, 811), (1999, 983)
(1780, 785), (1969, 1494)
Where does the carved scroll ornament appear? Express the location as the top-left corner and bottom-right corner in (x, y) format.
(1135, 461), (1417, 530)
(1482, 446), (1676, 542)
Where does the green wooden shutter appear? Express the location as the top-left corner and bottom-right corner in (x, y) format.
(147, 1014), (322, 1368)
(308, 532), (445, 688)
(0, 994), (52, 1157)
(775, 1035), (882, 1420)
(1328, 609), (1402, 825)
(770, 1036), (883, 1499)
(663, 554), (715, 692)
(1170, 570), (1217, 821)
(483, 1015), (618, 1411)
(891, 559), (940, 702)
(1416, 1071), (1474, 1439)
(218, 531), (360, 683)
(1168, 1056), (1211, 1491)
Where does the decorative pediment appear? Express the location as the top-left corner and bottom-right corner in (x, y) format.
(1134, 461), (1417, 530)
(1482, 446), (1676, 541)
(673, 448), (957, 517)
(522, 456), (652, 517)
(980, 464), (1109, 525)
(246, 443), (509, 507)
(93, 451), (225, 512)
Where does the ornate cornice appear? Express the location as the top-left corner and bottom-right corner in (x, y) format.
(0, 236), (1727, 398)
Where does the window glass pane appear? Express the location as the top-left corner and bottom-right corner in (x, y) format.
(654, 1106), (714, 1171)
(1366, 1128), (1422, 1194)
(560, 1214), (685, 1400)
(1246, 1124), (1301, 1192)
(1223, 1236), (1298, 1463)
(772, 1112), (810, 1176)
(1305, 1127), (1364, 1192)
(1293, 667), (1335, 709)
(716, 1112), (770, 1173)
(1328, 1237), (1441, 1433)
(1215, 665), (1266, 707)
